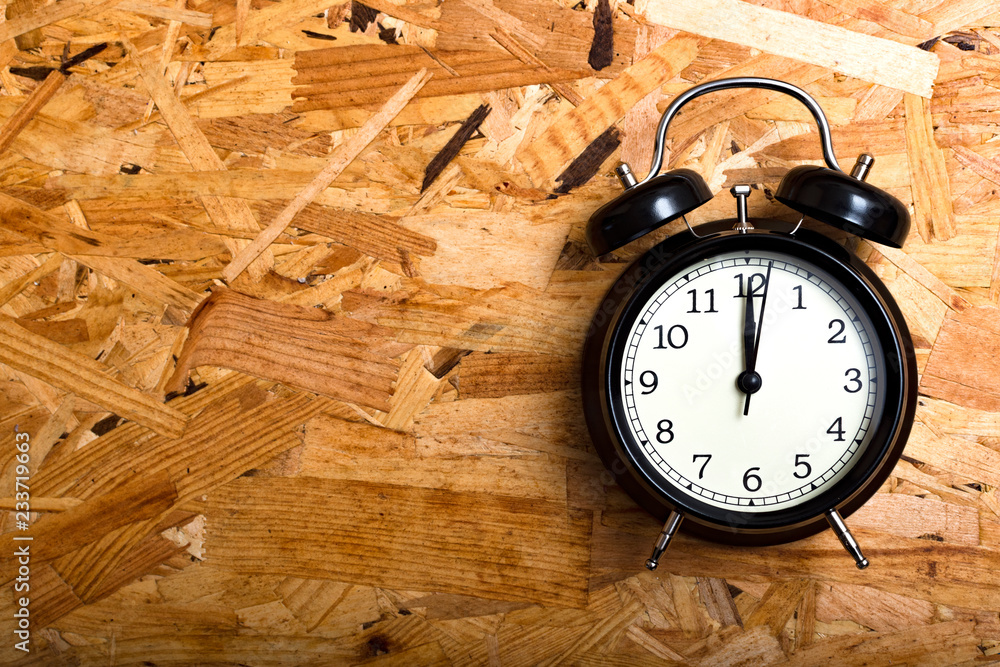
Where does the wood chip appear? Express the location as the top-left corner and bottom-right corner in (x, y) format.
(554, 125), (621, 194)
(853, 84), (904, 122)
(235, 0), (251, 42)
(848, 493), (979, 545)
(815, 0), (933, 40)
(744, 579), (810, 634)
(300, 414), (566, 500)
(206, 476), (592, 606)
(342, 284), (588, 357)
(517, 33), (699, 186)
(458, 352), (575, 397)
(490, 28), (584, 106)
(643, 0), (939, 96)
(0, 70), (65, 157)
(221, 68), (430, 282)
(422, 103), (491, 192)
(697, 577), (743, 628)
(951, 145), (1000, 302)
(904, 93), (955, 242)
(0, 313), (187, 437)
(920, 307), (1000, 412)
(587, 0), (614, 71)
(166, 288), (401, 411)
(117, 0), (214, 27)
(255, 202), (437, 264)
(620, 24), (675, 170)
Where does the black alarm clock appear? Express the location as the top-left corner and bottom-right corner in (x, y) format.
(581, 77), (917, 571)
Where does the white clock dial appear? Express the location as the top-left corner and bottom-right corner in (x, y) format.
(620, 250), (886, 513)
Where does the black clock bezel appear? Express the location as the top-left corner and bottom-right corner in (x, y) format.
(581, 220), (918, 545)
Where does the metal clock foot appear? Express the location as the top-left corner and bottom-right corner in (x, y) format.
(826, 509), (869, 569)
(645, 511), (683, 571)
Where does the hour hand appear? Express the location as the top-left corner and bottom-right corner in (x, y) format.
(736, 262), (774, 416)
(741, 263), (773, 415)
(743, 290), (756, 375)
(736, 286), (760, 399)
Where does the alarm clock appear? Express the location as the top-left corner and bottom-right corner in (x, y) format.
(581, 77), (917, 570)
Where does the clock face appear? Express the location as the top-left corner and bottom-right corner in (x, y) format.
(619, 249), (886, 514)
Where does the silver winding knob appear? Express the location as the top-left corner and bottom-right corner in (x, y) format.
(731, 184), (753, 233)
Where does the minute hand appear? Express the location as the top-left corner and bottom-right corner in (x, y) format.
(741, 280), (756, 382)
(744, 262), (773, 416)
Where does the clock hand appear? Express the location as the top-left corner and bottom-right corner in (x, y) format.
(743, 262), (773, 415)
(736, 279), (757, 396)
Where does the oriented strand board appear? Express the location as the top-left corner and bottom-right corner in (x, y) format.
(517, 33), (700, 185)
(2, 0), (1000, 663)
(166, 288), (402, 411)
(204, 476), (593, 607)
(641, 0), (939, 97)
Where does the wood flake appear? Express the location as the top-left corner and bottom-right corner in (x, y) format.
(517, 34), (700, 186)
(642, 0), (939, 97)
(0, 313), (187, 437)
(165, 288), (401, 411)
(222, 68), (430, 282)
(904, 93), (956, 241)
(205, 476), (593, 606)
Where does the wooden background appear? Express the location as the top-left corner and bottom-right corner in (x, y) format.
(2, 0), (1000, 663)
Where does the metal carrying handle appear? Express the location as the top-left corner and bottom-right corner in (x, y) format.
(635, 77), (843, 187)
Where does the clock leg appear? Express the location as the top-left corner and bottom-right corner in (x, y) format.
(826, 509), (869, 569)
(645, 511), (683, 570)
